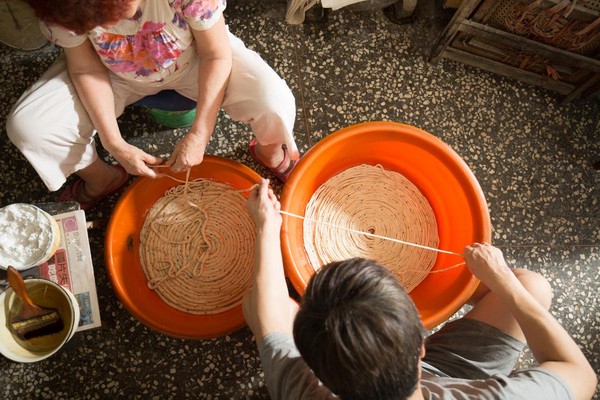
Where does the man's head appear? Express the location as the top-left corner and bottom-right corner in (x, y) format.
(26, 0), (142, 34)
(293, 258), (424, 400)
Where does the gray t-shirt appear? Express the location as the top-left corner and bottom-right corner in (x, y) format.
(258, 332), (573, 400)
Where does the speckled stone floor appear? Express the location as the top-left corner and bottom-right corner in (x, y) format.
(1, 0), (599, 399)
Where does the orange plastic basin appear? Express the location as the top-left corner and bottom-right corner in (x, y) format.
(280, 122), (491, 329)
(105, 156), (260, 339)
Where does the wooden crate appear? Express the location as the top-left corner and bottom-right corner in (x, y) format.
(430, 0), (600, 102)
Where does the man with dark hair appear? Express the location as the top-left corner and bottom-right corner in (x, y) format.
(293, 258), (424, 400)
(243, 179), (597, 400)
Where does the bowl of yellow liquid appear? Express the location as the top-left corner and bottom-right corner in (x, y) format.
(0, 279), (79, 362)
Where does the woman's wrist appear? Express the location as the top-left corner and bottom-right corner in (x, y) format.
(186, 128), (211, 143)
(102, 136), (127, 154)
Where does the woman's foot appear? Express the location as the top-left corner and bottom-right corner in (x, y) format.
(80, 163), (127, 200)
(59, 161), (130, 210)
(249, 139), (297, 182)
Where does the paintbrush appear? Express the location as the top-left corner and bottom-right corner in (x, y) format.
(7, 266), (64, 340)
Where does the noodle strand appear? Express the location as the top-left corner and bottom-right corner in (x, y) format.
(303, 164), (440, 292)
(139, 179), (255, 315)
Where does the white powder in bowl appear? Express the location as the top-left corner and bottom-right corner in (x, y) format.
(0, 204), (59, 270)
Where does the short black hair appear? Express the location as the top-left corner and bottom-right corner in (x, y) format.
(293, 258), (423, 400)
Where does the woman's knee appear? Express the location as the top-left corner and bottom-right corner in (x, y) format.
(5, 109), (34, 149)
(255, 77), (296, 122)
(513, 269), (553, 310)
(7, 99), (91, 153)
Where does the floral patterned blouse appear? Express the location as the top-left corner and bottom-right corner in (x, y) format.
(41, 0), (227, 83)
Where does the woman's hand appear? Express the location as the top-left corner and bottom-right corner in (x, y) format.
(108, 141), (163, 178)
(167, 131), (209, 173)
(246, 178), (282, 232)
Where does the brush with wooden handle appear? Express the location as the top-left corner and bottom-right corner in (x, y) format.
(7, 266), (64, 340)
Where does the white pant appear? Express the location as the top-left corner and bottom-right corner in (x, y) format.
(6, 33), (297, 191)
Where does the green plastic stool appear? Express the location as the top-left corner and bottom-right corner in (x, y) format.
(135, 90), (197, 129)
(146, 108), (197, 129)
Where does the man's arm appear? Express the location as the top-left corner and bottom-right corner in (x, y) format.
(64, 40), (162, 177)
(243, 179), (295, 344)
(244, 180), (335, 400)
(167, 15), (232, 172)
(464, 244), (597, 400)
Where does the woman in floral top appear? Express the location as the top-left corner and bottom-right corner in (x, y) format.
(8, 0), (298, 208)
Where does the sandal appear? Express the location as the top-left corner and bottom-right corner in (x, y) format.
(59, 164), (130, 211)
(249, 139), (297, 182)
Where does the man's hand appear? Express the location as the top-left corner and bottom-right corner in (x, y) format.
(167, 131), (209, 173)
(109, 140), (163, 178)
(464, 243), (515, 293)
(246, 178), (282, 231)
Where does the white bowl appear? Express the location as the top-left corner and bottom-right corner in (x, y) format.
(0, 279), (79, 362)
(0, 203), (61, 271)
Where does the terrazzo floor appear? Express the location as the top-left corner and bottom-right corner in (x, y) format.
(1, 0), (599, 398)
